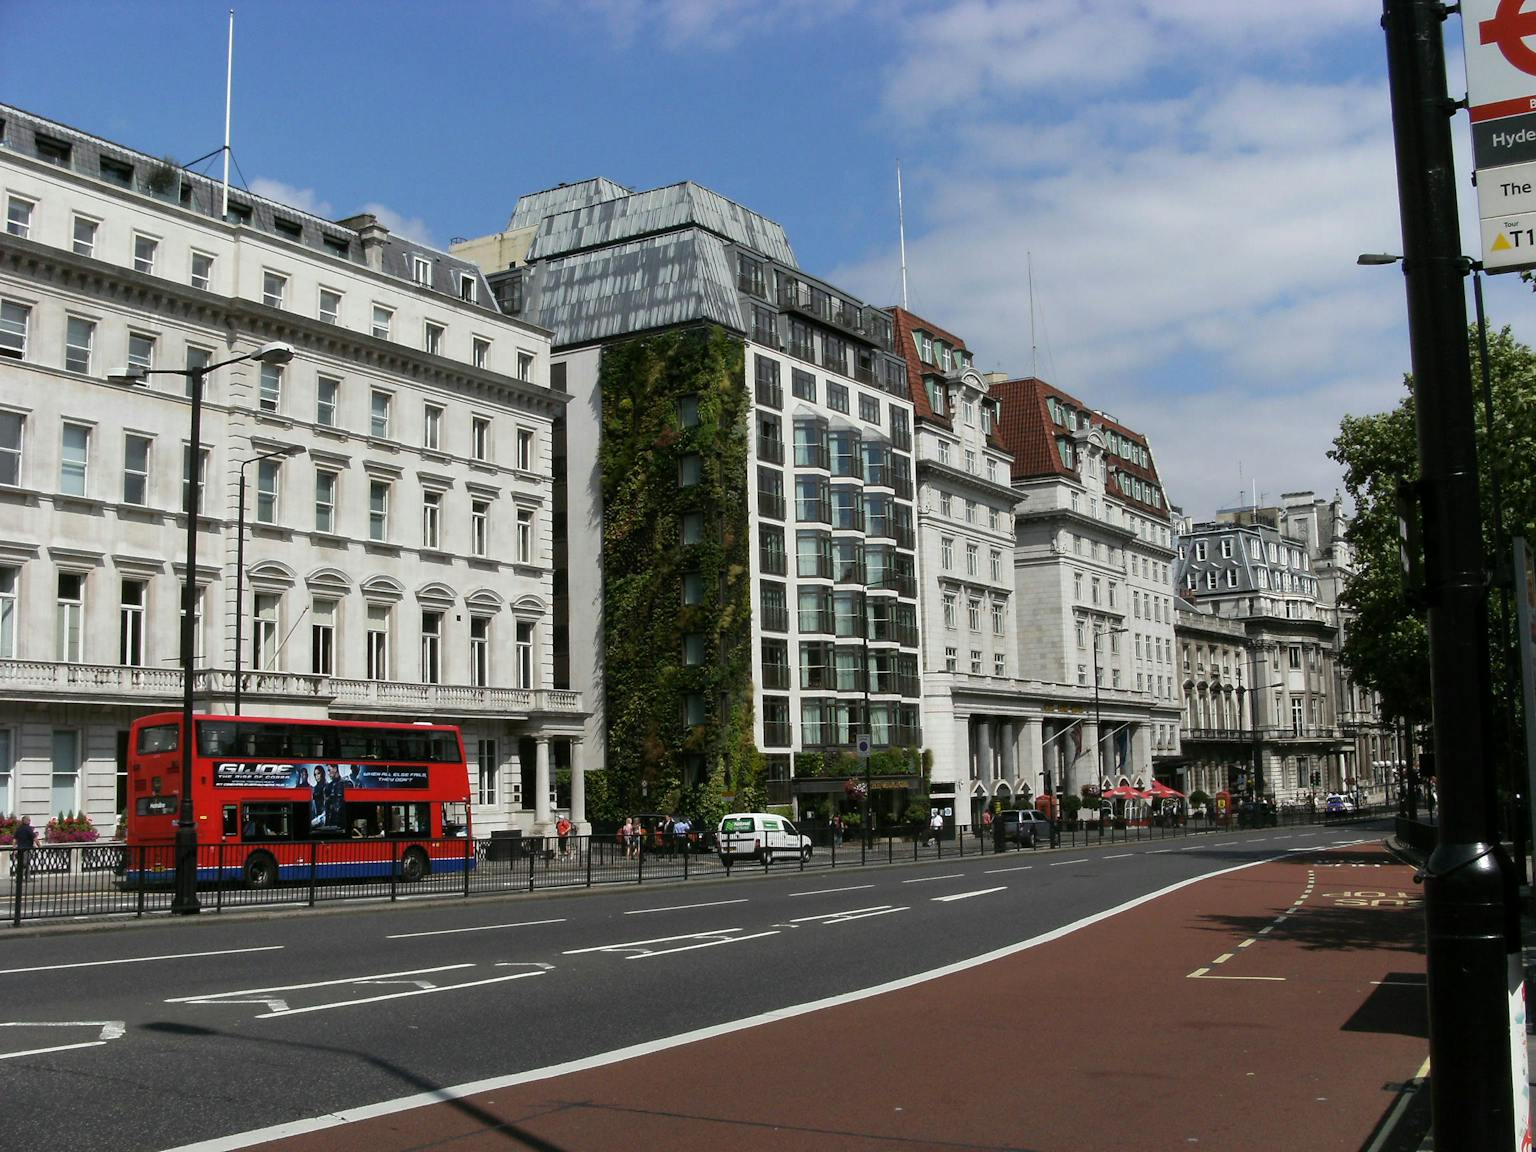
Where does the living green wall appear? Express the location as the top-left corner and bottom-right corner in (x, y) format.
(597, 326), (760, 823)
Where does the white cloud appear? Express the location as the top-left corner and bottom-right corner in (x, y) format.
(566, 0), (855, 50)
(243, 178), (440, 250)
(247, 177), (333, 219)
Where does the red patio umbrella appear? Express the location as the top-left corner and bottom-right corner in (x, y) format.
(1101, 784), (1149, 800)
(1148, 781), (1184, 799)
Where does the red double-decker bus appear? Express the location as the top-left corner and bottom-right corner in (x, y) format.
(124, 712), (473, 887)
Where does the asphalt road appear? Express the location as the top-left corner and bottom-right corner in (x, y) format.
(0, 822), (1387, 1151)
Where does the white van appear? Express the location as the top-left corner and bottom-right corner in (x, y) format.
(716, 812), (812, 865)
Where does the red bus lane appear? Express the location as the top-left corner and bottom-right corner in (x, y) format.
(246, 843), (1428, 1152)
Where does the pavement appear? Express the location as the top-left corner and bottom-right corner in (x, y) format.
(199, 835), (1442, 1152)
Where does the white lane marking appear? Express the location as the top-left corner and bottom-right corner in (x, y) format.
(984, 865), (1034, 874)
(1274, 835), (1293, 840)
(1249, 837), (1269, 842)
(789, 884), (874, 897)
(789, 906), (892, 923)
(901, 873), (965, 884)
(1212, 953), (1234, 964)
(1105, 853), (1133, 860)
(159, 854), (1285, 1152)
(1180, 845), (1206, 852)
(933, 887), (1006, 903)
(0, 945), (283, 977)
(563, 929), (773, 958)
(1148, 849), (1173, 854)
(626, 899), (749, 916)
(387, 919), (565, 940)
(258, 970), (547, 1017)
(1363, 1058), (1432, 1152)
(823, 907), (909, 923)
(0, 1020), (125, 1061)
(165, 965), (473, 1004)
(625, 931), (780, 958)
(1050, 858), (1090, 867)
(1188, 971), (1286, 982)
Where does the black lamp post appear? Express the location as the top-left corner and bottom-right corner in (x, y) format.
(110, 340), (295, 915)
(234, 444), (306, 714)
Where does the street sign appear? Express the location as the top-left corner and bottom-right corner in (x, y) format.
(1463, 0), (1536, 272)
(855, 733), (871, 756)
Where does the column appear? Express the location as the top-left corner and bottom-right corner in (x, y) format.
(1132, 723), (1152, 780)
(569, 738), (586, 830)
(534, 734), (552, 829)
(975, 719), (994, 788)
(1021, 717), (1043, 798)
(999, 720), (1017, 789)
(1073, 721), (1097, 797)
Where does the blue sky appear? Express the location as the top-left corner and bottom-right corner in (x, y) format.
(5, 0), (1530, 518)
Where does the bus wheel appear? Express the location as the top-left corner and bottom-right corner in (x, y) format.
(400, 847), (429, 883)
(244, 852), (278, 889)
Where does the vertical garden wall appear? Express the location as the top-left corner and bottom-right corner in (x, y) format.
(597, 326), (760, 824)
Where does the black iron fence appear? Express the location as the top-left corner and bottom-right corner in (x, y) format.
(4, 806), (1389, 927)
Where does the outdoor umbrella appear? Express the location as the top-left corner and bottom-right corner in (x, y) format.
(1147, 781), (1184, 800)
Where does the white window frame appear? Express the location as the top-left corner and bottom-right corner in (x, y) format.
(515, 426), (533, 470)
(190, 250), (214, 291)
(515, 620), (534, 689)
(255, 458), (281, 524)
(318, 288), (342, 326)
(370, 389), (392, 438)
(262, 270), (287, 309)
(259, 362), (283, 413)
(366, 604), (391, 680)
(65, 315), (95, 374)
(423, 403), (443, 451)
(424, 320), (445, 356)
(310, 597), (336, 675)
(122, 432), (151, 505)
(371, 305), (393, 341)
(516, 508), (534, 564)
(0, 298), (32, 359)
(472, 416), (491, 463)
(314, 469), (337, 533)
(422, 489), (442, 549)
(132, 232), (159, 275)
(472, 337), (490, 369)
(60, 422), (90, 496)
(5, 195), (34, 239)
(368, 480), (390, 541)
(470, 498), (490, 557)
(420, 610), (442, 684)
(0, 566), (15, 659)
(72, 214), (99, 258)
(56, 571), (85, 662)
(470, 617), (490, 687)
(316, 375), (339, 427)
(119, 577), (146, 667)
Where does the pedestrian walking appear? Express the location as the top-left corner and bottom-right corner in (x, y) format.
(555, 815), (572, 857)
(928, 808), (943, 846)
(12, 815), (36, 884)
(832, 814), (844, 845)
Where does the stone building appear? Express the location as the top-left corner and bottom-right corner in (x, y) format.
(0, 103), (583, 836)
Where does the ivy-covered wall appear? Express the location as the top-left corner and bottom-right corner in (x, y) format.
(597, 326), (760, 825)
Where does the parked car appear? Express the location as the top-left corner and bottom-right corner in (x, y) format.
(1237, 800), (1278, 828)
(716, 813), (812, 865)
(995, 809), (1053, 848)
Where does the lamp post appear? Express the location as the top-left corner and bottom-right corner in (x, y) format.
(234, 444), (306, 714)
(109, 340), (295, 915)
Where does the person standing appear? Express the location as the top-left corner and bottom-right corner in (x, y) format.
(928, 808), (943, 846)
(12, 815), (36, 883)
(555, 815), (572, 857)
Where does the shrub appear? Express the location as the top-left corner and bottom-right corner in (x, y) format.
(45, 811), (98, 843)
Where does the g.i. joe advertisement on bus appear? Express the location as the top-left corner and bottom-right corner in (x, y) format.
(213, 761), (430, 791)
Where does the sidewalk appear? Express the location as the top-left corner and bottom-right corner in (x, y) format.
(226, 838), (1431, 1152)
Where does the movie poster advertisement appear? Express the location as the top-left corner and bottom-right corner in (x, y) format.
(213, 762), (430, 790)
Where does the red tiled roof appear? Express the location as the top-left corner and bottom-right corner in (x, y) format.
(888, 306), (1006, 450)
(990, 376), (1170, 521)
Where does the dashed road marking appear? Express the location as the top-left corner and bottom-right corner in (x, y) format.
(387, 919), (565, 939)
(790, 884), (874, 897)
(932, 887), (1006, 903)
(626, 899), (748, 916)
(902, 873), (966, 884)
(1050, 858), (1090, 867)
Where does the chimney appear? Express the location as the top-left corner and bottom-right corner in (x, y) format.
(337, 213), (390, 271)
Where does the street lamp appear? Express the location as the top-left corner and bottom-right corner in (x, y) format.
(109, 340), (295, 915)
(234, 444), (306, 714)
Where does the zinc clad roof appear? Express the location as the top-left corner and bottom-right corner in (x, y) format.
(527, 182), (797, 266)
(532, 229), (743, 347)
(508, 179), (633, 230)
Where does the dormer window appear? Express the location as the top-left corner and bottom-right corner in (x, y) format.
(411, 255), (431, 287)
(273, 217), (303, 241)
(458, 274), (477, 304)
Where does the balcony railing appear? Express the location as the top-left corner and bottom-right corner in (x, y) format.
(756, 435), (784, 464)
(0, 660), (583, 716)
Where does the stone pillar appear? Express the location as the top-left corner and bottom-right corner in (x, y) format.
(976, 719), (994, 788)
(1075, 721), (1097, 795)
(534, 734), (552, 829)
(570, 738), (586, 829)
(1021, 717), (1043, 798)
(999, 720), (1017, 789)
(1133, 723), (1152, 780)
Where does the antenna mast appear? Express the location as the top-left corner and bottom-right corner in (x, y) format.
(897, 162), (909, 310)
(221, 9), (234, 221)
(1028, 252), (1038, 377)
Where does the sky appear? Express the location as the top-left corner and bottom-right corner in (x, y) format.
(4, 0), (1531, 521)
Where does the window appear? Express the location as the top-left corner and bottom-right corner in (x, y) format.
(366, 604), (391, 680)
(458, 275), (477, 303)
(681, 511), (704, 545)
(255, 458), (280, 524)
(859, 393), (880, 424)
(941, 537), (953, 570)
(0, 567), (15, 658)
(190, 251), (213, 290)
(472, 337), (490, 368)
(683, 570), (705, 605)
(259, 362), (283, 412)
(123, 433), (150, 504)
(678, 454), (701, 487)
(319, 289), (341, 325)
(971, 650), (983, 674)
(60, 422), (89, 496)
(792, 369), (816, 401)
(966, 543), (978, 576)
(677, 395), (700, 428)
(425, 321), (445, 355)
(422, 490), (442, 549)
(314, 469), (337, 533)
(469, 738), (499, 806)
(368, 481), (390, 541)
(937, 440), (950, 466)
(473, 417), (492, 462)
(65, 316), (95, 374)
(517, 350), (534, 381)
(943, 592), (956, 629)
(316, 376), (339, 427)
(372, 306), (393, 340)
(310, 598), (336, 675)
(517, 508), (534, 563)
(133, 234), (158, 275)
(945, 646), (957, 672)
(72, 216), (99, 258)
(470, 617), (489, 687)
(828, 381), (849, 414)
(56, 572), (84, 661)
(119, 579), (146, 666)
(421, 611), (442, 683)
(1288, 645), (1302, 670)
(423, 403), (443, 451)
(990, 550), (1002, 581)
(411, 255), (432, 287)
(0, 299), (31, 359)
(5, 196), (33, 238)
(516, 620), (534, 688)
(992, 602), (1005, 635)
(51, 730), (79, 816)
(262, 271), (287, 309)
(471, 498), (489, 557)
(0, 411), (19, 485)
(370, 390), (391, 438)
(968, 598), (981, 632)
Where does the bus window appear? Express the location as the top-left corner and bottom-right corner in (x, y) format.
(443, 802), (468, 837)
(136, 723), (179, 754)
(222, 805), (238, 837)
(242, 802), (292, 841)
(198, 721), (238, 757)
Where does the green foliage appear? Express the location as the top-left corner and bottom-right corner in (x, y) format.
(596, 326), (755, 825)
(1188, 789), (1213, 811)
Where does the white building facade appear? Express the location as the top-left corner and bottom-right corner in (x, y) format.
(0, 104), (583, 837)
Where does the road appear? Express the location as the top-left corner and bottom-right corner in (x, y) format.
(0, 823), (1396, 1151)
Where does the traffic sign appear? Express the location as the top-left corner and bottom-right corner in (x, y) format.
(855, 733), (871, 756)
(1464, 0), (1536, 271)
